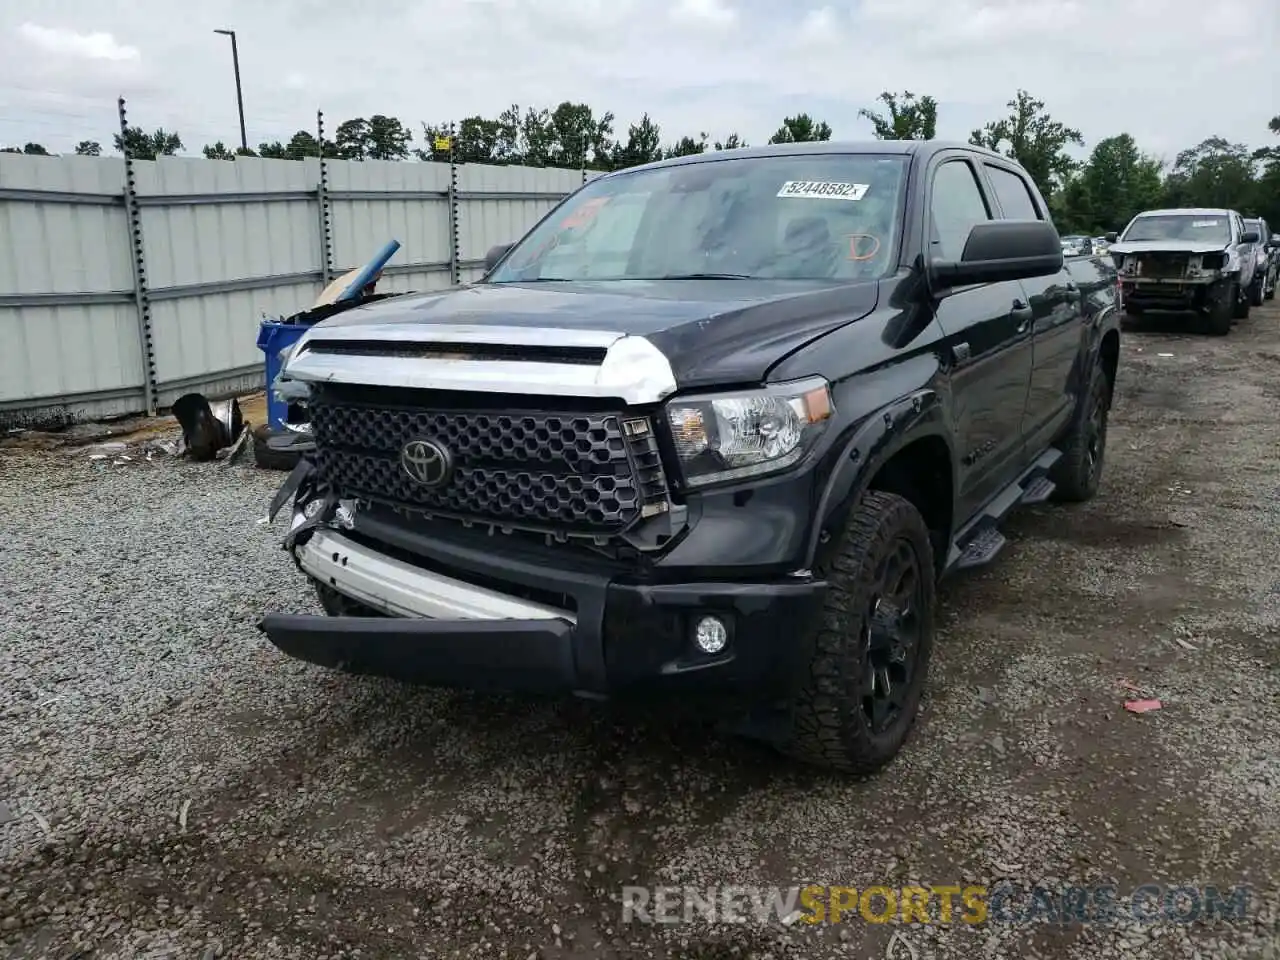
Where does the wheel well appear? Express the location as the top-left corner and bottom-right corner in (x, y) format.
(1099, 328), (1120, 391)
(867, 435), (953, 571)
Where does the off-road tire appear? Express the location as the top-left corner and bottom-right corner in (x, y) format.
(1265, 274), (1276, 301)
(1249, 276), (1266, 307)
(1207, 283), (1237, 334)
(1050, 359), (1111, 502)
(783, 491), (935, 774)
(252, 424), (306, 471)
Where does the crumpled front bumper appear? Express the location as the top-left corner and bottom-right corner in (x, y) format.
(1120, 273), (1230, 312)
(257, 461), (827, 699)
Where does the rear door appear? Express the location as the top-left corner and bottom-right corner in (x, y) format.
(980, 160), (1082, 451)
(926, 153), (1034, 522)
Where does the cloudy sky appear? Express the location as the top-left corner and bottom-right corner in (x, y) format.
(0, 0), (1276, 165)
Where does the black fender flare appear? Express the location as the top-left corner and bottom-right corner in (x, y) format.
(803, 388), (953, 569)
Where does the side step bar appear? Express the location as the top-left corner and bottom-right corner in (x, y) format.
(947, 448), (1061, 573)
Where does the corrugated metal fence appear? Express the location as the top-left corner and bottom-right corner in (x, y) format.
(0, 153), (589, 427)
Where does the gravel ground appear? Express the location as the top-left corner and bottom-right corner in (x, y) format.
(3, 304), (1280, 960)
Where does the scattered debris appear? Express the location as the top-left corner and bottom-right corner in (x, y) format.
(1171, 635), (1198, 652)
(84, 441), (127, 460)
(146, 437), (185, 458)
(27, 807), (53, 839)
(172, 393), (245, 462)
(179, 798), (192, 833)
(1124, 699), (1163, 714)
(219, 426), (252, 466)
(886, 931), (919, 959)
(1157, 352), (1175, 358)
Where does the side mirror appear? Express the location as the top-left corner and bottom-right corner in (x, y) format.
(484, 243), (514, 274)
(931, 220), (1064, 289)
(1241, 230), (1260, 244)
(1105, 232), (1118, 243)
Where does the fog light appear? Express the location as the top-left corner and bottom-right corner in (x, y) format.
(693, 615), (728, 654)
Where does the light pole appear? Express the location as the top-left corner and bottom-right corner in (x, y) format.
(213, 29), (247, 152)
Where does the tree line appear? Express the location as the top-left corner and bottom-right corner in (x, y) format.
(4, 90), (1278, 234)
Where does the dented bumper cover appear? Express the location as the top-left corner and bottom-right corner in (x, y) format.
(256, 460), (826, 699)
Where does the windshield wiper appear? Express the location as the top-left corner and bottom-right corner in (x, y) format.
(653, 272), (754, 280)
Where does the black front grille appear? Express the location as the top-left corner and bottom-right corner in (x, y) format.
(309, 387), (669, 535)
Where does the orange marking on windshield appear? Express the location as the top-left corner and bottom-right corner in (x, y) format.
(560, 197), (610, 229)
(847, 234), (881, 261)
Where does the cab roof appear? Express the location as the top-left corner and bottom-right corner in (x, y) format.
(1134, 207), (1236, 218)
(601, 139), (1013, 178)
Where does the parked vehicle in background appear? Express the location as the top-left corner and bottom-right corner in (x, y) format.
(260, 141), (1121, 774)
(1093, 236), (1111, 256)
(1243, 218), (1277, 302)
(1108, 207), (1260, 335)
(1061, 235), (1094, 256)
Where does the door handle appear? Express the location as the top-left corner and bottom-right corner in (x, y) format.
(1011, 299), (1032, 334)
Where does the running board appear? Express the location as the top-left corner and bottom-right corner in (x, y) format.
(946, 448), (1061, 573)
(1020, 475), (1056, 505)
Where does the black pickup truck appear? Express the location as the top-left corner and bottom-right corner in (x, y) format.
(260, 141), (1120, 773)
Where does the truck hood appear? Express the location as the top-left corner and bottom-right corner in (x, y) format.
(305, 278), (879, 388)
(1109, 240), (1230, 256)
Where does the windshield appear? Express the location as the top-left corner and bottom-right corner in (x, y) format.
(1122, 215), (1231, 244)
(1245, 220), (1266, 241)
(486, 154), (908, 283)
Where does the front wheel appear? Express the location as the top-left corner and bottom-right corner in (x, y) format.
(783, 491), (935, 774)
(1248, 276), (1266, 307)
(1208, 282), (1237, 334)
(1231, 280), (1250, 321)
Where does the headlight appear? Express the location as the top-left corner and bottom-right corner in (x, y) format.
(664, 376), (833, 488)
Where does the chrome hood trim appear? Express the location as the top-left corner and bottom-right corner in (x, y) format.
(281, 323), (679, 406)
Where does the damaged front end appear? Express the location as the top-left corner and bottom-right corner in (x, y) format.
(264, 456), (357, 557)
(1116, 250), (1231, 313)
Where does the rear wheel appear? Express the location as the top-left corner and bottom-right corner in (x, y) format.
(1266, 272), (1277, 301)
(1051, 360), (1111, 502)
(783, 491), (935, 774)
(1249, 275), (1266, 307)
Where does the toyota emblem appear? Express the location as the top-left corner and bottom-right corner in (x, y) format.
(400, 439), (453, 488)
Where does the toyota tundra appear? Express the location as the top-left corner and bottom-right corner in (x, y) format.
(259, 141), (1121, 773)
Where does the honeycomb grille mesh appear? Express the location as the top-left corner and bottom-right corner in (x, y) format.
(310, 397), (662, 533)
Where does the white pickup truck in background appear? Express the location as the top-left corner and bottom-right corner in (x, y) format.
(1108, 207), (1261, 335)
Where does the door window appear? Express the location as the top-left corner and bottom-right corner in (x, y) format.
(929, 160), (992, 261)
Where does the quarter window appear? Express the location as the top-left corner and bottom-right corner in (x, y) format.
(929, 160), (992, 261)
(984, 164), (1042, 220)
